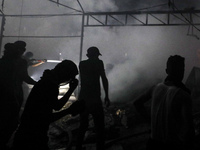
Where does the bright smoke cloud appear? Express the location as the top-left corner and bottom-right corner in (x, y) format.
(83, 25), (200, 102)
(2, 0), (200, 103)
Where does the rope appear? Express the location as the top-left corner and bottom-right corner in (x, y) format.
(133, 3), (169, 12)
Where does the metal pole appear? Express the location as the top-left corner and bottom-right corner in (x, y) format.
(78, 0), (85, 62)
(77, 0), (84, 13)
(79, 14), (85, 62)
(0, 15), (5, 56)
(77, 14), (85, 97)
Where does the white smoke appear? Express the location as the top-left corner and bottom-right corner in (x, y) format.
(2, 0), (200, 102)
(82, 25), (200, 102)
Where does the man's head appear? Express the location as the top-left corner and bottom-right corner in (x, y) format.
(14, 40), (26, 56)
(24, 52), (34, 59)
(3, 43), (18, 58)
(52, 60), (78, 84)
(166, 55), (185, 81)
(86, 46), (102, 58)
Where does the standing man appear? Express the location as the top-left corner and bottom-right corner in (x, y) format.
(22, 51), (46, 115)
(14, 41), (36, 109)
(0, 43), (19, 150)
(76, 46), (110, 150)
(134, 55), (195, 150)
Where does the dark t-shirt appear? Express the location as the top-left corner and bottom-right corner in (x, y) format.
(0, 57), (19, 115)
(79, 58), (105, 100)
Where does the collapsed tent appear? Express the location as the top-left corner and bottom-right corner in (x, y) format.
(185, 66), (200, 99)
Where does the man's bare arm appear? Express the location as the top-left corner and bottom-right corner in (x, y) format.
(100, 70), (110, 107)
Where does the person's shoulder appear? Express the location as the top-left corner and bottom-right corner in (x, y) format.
(80, 60), (87, 63)
(156, 82), (165, 87)
(177, 88), (190, 97)
(97, 58), (103, 62)
(19, 58), (28, 63)
(79, 60), (87, 65)
(17, 57), (26, 62)
(15, 58), (28, 67)
(95, 59), (104, 65)
(154, 82), (168, 91)
(175, 88), (191, 104)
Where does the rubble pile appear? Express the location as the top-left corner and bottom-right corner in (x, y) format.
(48, 104), (151, 150)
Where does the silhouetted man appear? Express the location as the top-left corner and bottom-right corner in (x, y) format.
(13, 60), (83, 150)
(134, 55), (195, 150)
(76, 46), (110, 150)
(14, 41), (36, 109)
(0, 43), (19, 150)
(23, 51), (46, 67)
(21, 51), (46, 116)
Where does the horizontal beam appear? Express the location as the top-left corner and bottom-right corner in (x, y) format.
(84, 10), (200, 27)
(84, 24), (200, 27)
(3, 14), (82, 17)
(84, 10), (200, 15)
(3, 35), (81, 38)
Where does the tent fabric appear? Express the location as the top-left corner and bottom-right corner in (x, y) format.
(185, 67), (200, 99)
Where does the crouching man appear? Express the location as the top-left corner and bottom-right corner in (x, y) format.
(13, 60), (84, 150)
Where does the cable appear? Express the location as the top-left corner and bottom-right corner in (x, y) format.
(170, 1), (200, 32)
(172, 2), (200, 41)
(49, 0), (82, 13)
(134, 3), (169, 12)
(1, 0), (4, 11)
